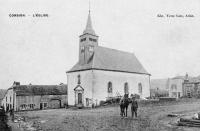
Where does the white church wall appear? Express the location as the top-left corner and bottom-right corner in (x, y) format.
(92, 70), (150, 105)
(67, 70), (93, 107)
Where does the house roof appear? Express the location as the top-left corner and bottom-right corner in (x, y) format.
(172, 75), (200, 83)
(172, 76), (186, 80)
(67, 46), (150, 75)
(13, 84), (67, 96)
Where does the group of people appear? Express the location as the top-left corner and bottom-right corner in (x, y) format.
(119, 94), (138, 118)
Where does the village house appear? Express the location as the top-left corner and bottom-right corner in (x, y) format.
(66, 11), (151, 107)
(0, 89), (6, 106)
(182, 75), (200, 98)
(151, 75), (188, 98)
(1, 82), (67, 112)
(168, 76), (185, 98)
(168, 74), (200, 98)
(151, 74), (200, 99)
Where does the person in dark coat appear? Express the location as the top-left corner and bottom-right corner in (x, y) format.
(131, 96), (138, 118)
(119, 96), (125, 117)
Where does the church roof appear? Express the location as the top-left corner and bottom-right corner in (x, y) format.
(67, 46), (150, 75)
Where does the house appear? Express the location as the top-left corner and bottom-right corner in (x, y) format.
(168, 76), (185, 98)
(0, 89), (6, 106)
(151, 74), (200, 98)
(66, 11), (150, 107)
(168, 74), (200, 98)
(182, 75), (200, 97)
(151, 75), (187, 98)
(1, 82), (67, 111)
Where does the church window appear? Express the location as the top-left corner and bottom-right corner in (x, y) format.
(108, 82), (112, 93)
(80, 38), (86, 42)
(77, 75), (81, 84)
(138, 83), (142, 94)
(89, 38), (97, 42)
(124, 82), (129, 94)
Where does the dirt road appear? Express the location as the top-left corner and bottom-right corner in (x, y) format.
(14, 99), (200, 131)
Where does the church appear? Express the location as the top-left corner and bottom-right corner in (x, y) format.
(66, 11), (150, 107)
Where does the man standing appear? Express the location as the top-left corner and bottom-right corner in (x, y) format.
(131, 96), (138, 118)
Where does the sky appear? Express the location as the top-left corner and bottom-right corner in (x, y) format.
(0, 0), (200, 89)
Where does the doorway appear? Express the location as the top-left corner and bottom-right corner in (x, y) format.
(40, 103), (43, 110)
(74, 85), (84, 107)
(78, 93), (82, 104)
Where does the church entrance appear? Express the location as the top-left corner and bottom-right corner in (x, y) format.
(78, 93), (82, 104)
(74, 85), (84, 108)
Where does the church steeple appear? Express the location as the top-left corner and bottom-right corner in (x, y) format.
(83, 11), (96, 35)
(79, 3), (98, 65)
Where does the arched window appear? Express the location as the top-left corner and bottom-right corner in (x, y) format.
(124, 82), (129, 94)
(107, 82), (112, 93)
(171, 84), (177, 90)
(138, 83), (142, 94)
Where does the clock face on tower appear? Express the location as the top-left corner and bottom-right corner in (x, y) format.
(88, 46), (94, 52)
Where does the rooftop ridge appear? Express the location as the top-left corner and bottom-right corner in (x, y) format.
(97, 46), (135, 55)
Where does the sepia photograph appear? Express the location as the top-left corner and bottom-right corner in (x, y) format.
(0, 0), (200, 130)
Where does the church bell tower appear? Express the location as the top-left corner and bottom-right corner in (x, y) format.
(79, 11), (98, 64)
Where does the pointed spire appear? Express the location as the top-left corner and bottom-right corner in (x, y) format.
(83, 11), (96, 35)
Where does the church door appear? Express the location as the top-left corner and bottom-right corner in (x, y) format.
(78, 93), (82, 104)
(74, 85), (84, 107)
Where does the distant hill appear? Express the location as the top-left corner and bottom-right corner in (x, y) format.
(0, 89), (7, 100)
(150, 78), (169, 90)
